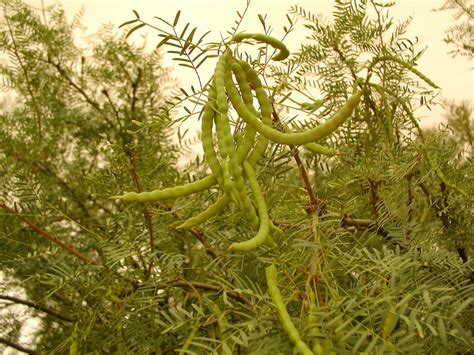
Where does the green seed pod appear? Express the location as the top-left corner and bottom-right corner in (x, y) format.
(176, 194), (231, 229)
(232, 60), (272, 166)
(111, 175), (217, 202)
(229, 32), (290, 61)
(213, 53), (241, 200)
(202, 85), (225, 189)
(236, 60), (273, 126)
(265, 264), (313, 355)
(228, 161), (276, 252)
(231, 61), (257, 162)
(226, 77), (363, 145)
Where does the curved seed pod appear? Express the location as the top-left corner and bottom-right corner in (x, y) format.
(228, 161), (276, 252)
(233, 60), (271, 165)
(237, 60), (337, 156)
(303, 142), (337, 156)
(214, 53), (240, 198)
(178, 133), (268, 230)
(229, 32), (290, 61)
(176, 194), (231, 229)
(265, 264), (313, 355)
(111, 175), (217, 202)
(202, 85), (225, 189)
(112, 85), (223, 204)
(236, 60), (273, 126)
(231, 61), (257, 162)
(215, 55), (256, 223)
(226, 76), (363, 145)
(280, 124), (337, 156)
(219, 59), (259, 227)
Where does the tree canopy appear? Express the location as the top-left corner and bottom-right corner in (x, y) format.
(1, 0), (472, 354)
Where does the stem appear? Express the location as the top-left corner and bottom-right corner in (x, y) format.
(0, 203), (99, 265)
(0, 337), (38, 354)
(271, 107), (323, 215)
(0, 295), (76, 323)
(158, 280), (251, 306)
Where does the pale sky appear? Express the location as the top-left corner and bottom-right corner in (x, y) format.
(23, 0), (473, 126)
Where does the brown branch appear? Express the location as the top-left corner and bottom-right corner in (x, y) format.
(186, 227), (220, 259)
(0, 203), (99, 265)
(367, 177), (381, 219)
(48, 60), (115, 128)
(101, 88), (123, 129)
(0, 337), (38, 354)
(419, 181), (469, 264)
(341, 215), (389, 239)
(0, 295), (75, 323)
(130, 68), (142, 115)
(158, 280), (251, 307)
(406, 171), (415, 225)
(271, 106), (323, 215)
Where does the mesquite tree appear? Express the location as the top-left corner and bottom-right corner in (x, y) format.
(1, 0), (472, 354)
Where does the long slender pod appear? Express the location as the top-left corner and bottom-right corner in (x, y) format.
(226, 79), (362, 145)
(177, 135), (269, 230)
(221, 57), (260, 227)
(281, 122), (338, 156)
(235, 60), (271, 165)
(232, 60), (257, 161)
(228, 161), (276, 252)
(233, 59), (362, 145)
(235, 60), (273, 127)
(202, 84), (225, 189)
(112, 86), (223, 203)
(303, 142), (337, 156)
(266, 264), (313, 355)
(176, 194), (231, 229)
(228, 32), (290, 61)
(214, 53), (259, 228)
(213, 54), (234, 191)
(238, 61), (336, 156)
(111, 175), (217, 202)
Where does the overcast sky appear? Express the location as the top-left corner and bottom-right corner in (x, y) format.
(23, 0), (473, 126)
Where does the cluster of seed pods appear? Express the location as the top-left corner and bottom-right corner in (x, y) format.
(112, 33), (362, 251)
(111, 33), (362, 353)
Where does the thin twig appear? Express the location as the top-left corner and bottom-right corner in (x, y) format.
(0, 203), (99, 265)
(0, 295), (76, 323)
(159, 280), (251, 306)
(48, 60), (116, 128)
(271, 106), (322, 214)
(0, 337), (38, 355)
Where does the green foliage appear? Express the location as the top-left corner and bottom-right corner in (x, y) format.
(1, 0), (472, 354)
(435, 0), (474, 58)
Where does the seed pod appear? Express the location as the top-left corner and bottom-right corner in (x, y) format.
(228, 161), (276, 252)
(266, 264), (313, 355)
(226, 76), (362, 145)
(229, 32), (290, 61)
(111, 175), (217, 202)
(231, 61), (257, 162)
(176, 194), (231, 229)
(202, 84), (225, 189)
